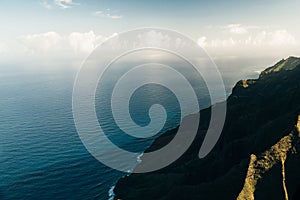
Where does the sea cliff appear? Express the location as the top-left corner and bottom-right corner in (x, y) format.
(114, 57), (300, 200)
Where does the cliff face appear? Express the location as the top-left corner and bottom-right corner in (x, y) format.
(114, 57), (300, 200)
(238, 117), (300, 200)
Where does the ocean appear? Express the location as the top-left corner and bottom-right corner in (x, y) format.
(0, 62), (256, 199)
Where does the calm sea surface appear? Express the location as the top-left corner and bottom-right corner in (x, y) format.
(0, 62), (253, 199)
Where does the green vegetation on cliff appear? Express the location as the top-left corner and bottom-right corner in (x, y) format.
(114, 57), (300, 200)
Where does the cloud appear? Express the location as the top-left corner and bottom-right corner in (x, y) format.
(197, 25), (299, 58)
(247, 29), (296, 46)
(92, 10), (123, 19)
(210, 38), (237, 47)
(39, 0), (79, 9)
(68, 31), (107, 53)
(17, 31), (116, 57)
(54, 0), (79, 9)
(199, 27), (297, 48)
(135, 30), (171, 47)
(18, 32), (63, 53)
(268, 30), (297, 46)
(226, 24), (249, 34)
(39, 0), (52, 9)
(197, 36), (207, 47)
(0, 42), (7, 54)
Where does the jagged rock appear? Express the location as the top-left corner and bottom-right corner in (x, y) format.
(238, 119), (300, 200)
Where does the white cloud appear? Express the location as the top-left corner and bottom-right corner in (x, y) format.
(137, 30), (171, 47)
(0, 42), (7, 54)
(199, 27), (297, 48)
(17, 31), (115, 56)
(210, 38), (237, 47)
(197, 25), (299, 58)
(54, 0), (79, 9)
(14, 27), (299, 65)
(197, 36), (207, 47)
(92, 10), (123, 19)
(39, 0), (52, 9)
(249, 29), (296, 46)
(268, 30), (297, 46)
(68, 31), (107, 53)
(39, 0), (79, 9)
(18, 32), (63, 53)
(226, 24), (249, 34)
(107, 14), (123, 19)
(14, 31), (122, 66)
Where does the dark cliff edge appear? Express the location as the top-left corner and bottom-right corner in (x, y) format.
(114, 57), (300, 200)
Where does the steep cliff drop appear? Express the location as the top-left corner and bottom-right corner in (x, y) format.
(114, 57), (300, 200)
(238, 115), (300, 200)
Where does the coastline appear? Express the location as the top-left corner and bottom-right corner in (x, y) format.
(111, 57), (300, 200)
(108, 153), (144, 200)
(108, 186), (115, 200)
(108, 125), (180, 200)
(109, 96), (225, 199)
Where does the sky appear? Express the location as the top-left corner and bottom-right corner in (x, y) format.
(0, 0), (299, 70)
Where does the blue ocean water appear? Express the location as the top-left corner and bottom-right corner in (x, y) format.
(0, 61), (245, 199)
(0, 67), (115, 199)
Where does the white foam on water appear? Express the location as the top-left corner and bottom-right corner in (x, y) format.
(108, 185), (115, 200)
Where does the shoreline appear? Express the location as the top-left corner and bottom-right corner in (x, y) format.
(109, 102), (216, 199)
(108, 120), (183, 200)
